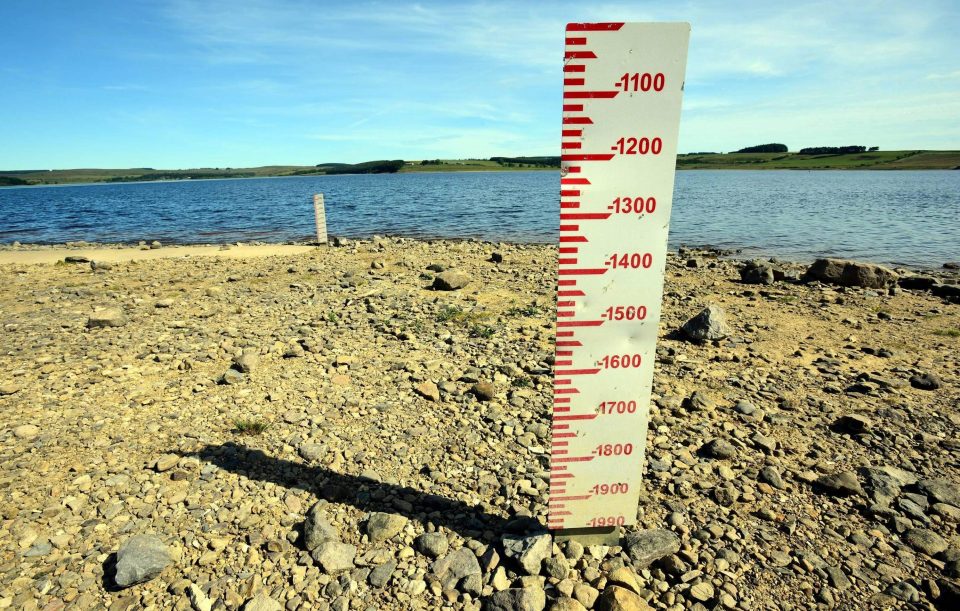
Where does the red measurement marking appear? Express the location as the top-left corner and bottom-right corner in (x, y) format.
(559, 225), (579, 232)
(564, 90), (619, 99)
(554, 397), (571, 404)
(557, 289), (585, 296)
(550, 495), (591, 501)
(555, 413), (598, 422)
(567, 22), (624, 31)
(552, 472), (574, 479)
(562, 129), (582, 137)
(560, 202), (580, 209)
(560, 189), (580, 196)
(563, 65), (586, 73)
(554, 432), (576, 438)
(558, 268), (607, 276)
(553, 406), (570, 413)
(556, 340), (582, 347)
(550, 466), (569, 472)
(564, 78), (585, 86)
(558, 279), (577, 286)
(557, 301), (575, 308)
(553, 440), (569, 447)
(553, 449), (568, 455)
(562, 153), (615, 161)
(558, 319), (604, 328)
(566, 166), (581, 173)
(561, 177), (590, 184)
(554, 368), (600, 376)
(562, 117), (593, 125)
(554, 455), (595, 463)
(561, 212), (612, 220)
(561, 142), (582, 150)
(554, 388), (579, 394)
(564, 50), (597, 59)
(556, 332), (575, 339)
(565, 37), (588, 45)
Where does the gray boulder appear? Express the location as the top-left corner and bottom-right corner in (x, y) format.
(623, 529), (680, 568)
(501, 533), (552, 575)
(87, 307), (127, 328)
(432, 271), (471, 291)
(366, 512), (407, 543)
(739, 260), (775, 284)
(802, 258), (898, 288)
(680, 305), (731, 341)
(484, 586), (546, 611)
(311, 541), (356, 573)
(114, 534), (172, 588)
(303, 502), (338, 550)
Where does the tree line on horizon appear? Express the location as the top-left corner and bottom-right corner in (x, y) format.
(733, 144), (879, 154)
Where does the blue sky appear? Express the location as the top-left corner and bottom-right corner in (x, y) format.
(1, 0), (958, 169)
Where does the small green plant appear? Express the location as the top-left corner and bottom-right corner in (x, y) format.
(933, 328), (960, 337)
(234, 419), (270, 435)
(436, 305), (464, 322)
(511, 377), (532, 388)
(469, 324), (496, 339)
(506, 303), (541, 317)
(326, 311), (339, 323)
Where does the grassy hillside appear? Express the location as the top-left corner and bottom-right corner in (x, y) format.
(677, 150), (960, 170)
(2, 151), (957, 186)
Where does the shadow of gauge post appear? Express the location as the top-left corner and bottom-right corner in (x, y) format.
(184, 442), (544, 546)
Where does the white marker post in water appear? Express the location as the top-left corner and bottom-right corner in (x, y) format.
(550, 22), (690, 541)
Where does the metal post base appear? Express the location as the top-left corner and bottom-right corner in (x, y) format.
(553, 526), (621, 546)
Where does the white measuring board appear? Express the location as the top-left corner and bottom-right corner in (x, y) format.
(549, 22), (690, 532)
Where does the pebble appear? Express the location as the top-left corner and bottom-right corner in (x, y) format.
(623, 529), (680, 568)
(366, 512), (408, 542)
(311, 541), (357, 574)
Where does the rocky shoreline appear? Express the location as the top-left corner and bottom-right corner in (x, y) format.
(0, 238), (958, 610)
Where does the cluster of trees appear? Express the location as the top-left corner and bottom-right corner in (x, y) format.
(322, 160), (404, 175)
(735, 144), (788, 153)
(0, 176), (29, 186)
(489, 156), (560, 168)
(799, 146), (869, 155)
(419, 159), (443, 166)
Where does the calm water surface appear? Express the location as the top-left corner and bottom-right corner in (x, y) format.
(1, 170), (957, 267)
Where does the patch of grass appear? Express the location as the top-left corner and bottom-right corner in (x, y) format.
(436, 305), (464, 322)
(325, 311), (339, 323)
(469, 324), (497, 339)
(511, 377), (532, 388)
(506, 302), (542, 317)
(234, 419), (270, 435)
(933, 328), (960, 337)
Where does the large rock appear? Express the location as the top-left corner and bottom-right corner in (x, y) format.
(739, 260), (775, 285)
(232, 351), (259, 373)
(242, 593), (282, 611)
(918, 479), (960, 507)
(904, 528), (948, 557)
(432, 547), (482, 581)
(366, 512), (407, 543)
(802, 258), (898, 288)
(815, 471), (864, 497)
(595, 585), (653, 611)
(680, 305), (730, 341)
(432, 271), (471, 291)
(623, 529), (680, 568)
(87, 307), (127, 328)
(311, 541), (356, 573)
(415, 532), (449, 558)
(114, 534), (172, 588)
(502, 533), (552, 575)
(484, 587), (546, 611)
(303, 503), (338, 550)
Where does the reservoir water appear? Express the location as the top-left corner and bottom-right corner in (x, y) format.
(1, 170), (957, 268)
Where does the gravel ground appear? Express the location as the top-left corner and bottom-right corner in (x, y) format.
(0, 237), (958, 611)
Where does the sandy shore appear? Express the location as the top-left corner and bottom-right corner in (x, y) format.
(0, 243), (316, 265)
(0, 237), (958, 610)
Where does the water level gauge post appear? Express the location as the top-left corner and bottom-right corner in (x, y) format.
(551, 22), (691, 544)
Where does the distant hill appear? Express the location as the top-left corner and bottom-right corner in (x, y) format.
(2, 150), (957, 186)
